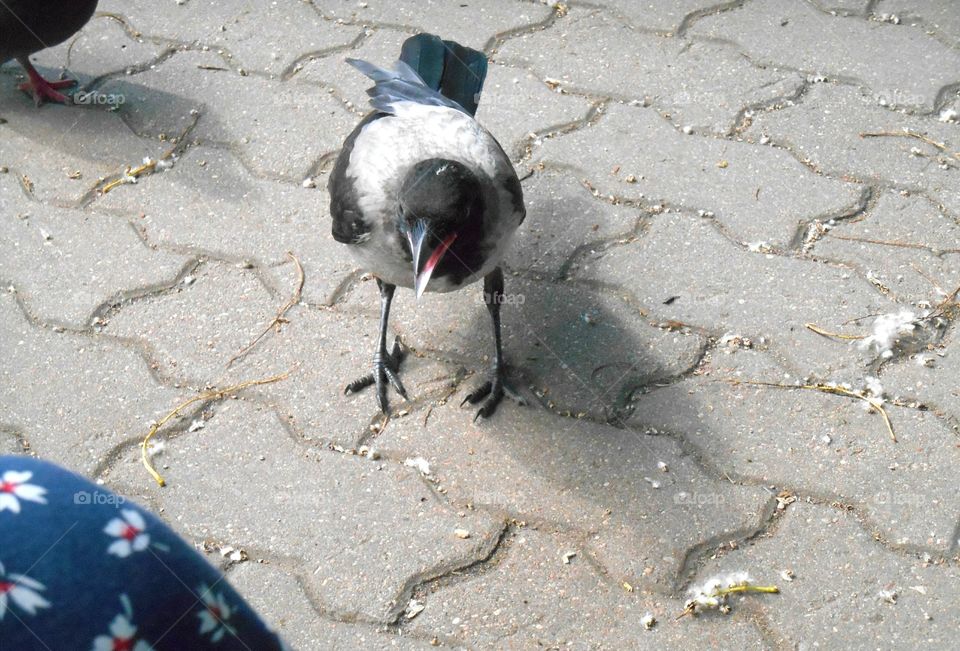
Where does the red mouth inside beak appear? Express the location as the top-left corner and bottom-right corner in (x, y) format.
(414, 231), (458, 298)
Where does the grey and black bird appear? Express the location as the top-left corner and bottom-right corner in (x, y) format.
(0, 0), (99, 105)
(329, 33), (527, 420)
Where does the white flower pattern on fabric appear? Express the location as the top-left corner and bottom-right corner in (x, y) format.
(0, 470), (48, 514)
(104, 510), (151, 558)
(197, 586), (238, 643)
(0, 561), (51, 621)
(91, 595), (155, 651)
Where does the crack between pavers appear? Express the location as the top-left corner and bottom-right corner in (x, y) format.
(514, 99), (608, 166)
(631, 418), (960, 562)
(280, 28), (370, 82)
(675, 0), (752, 38)
(483, 1), (566, 56)
(387, 519), (511, 627)
(86, 255), (203, 325)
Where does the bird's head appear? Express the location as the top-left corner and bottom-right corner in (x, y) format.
(396, 158), (483, 298)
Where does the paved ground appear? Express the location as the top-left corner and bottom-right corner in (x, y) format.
(2, 0), (959, 648)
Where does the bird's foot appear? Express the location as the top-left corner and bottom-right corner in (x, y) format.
(344, 337), (409, 414)
(461, 368), (527, 421)
(18, 75), (76, 106)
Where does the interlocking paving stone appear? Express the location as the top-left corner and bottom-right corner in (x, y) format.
(407, 528), (768, 648)
(0, 292), (184, 475)
(0, 174), (188, 327)
(97, 0), (363, 79)
(340, 275), (707, 419)
(496, 7), (806, 135)
(689, 0), (960, 112)
(880, 0), (960, 45)
(371, 401), (770, 591)
(103, 49), (355, 180)
(103, 261), (457, 444)
(313, 0), (555, 50)
(811, 190), (960, 304)
(229, 561), (432, 649)
(573, 212), (895, 377)
(533, 102), (862, 247)
(628, 347), (960, 551)
(503, 170), (640, 278)
(4, 0), (960, 645)
(0, 97), (167, 206)
(105, 399), (503, 623)
(90, 146), (355, 305)
(596, 0), (745, 34)
(692, 501), (960, 648)
(746, 83), (960, 217)
(30, 13), (166, 84)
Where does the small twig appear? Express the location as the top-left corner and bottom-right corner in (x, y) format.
(728, 379), (896, 442)
(227, 252), (305, 367)
(804, 322), (866, 340)
(141, 371), (291, 486)
(859, 130), (960, 161)
(828, 233), (957, 255)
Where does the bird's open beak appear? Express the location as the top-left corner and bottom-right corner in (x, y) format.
(408, 227), (459, 299)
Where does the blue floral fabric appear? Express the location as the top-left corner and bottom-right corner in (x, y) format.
(0, 455), (289, 650)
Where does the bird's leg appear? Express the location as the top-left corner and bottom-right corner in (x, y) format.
(343, 278), (409, 413)
(461, 267), (527, 421)
(16, 57), (76, 106)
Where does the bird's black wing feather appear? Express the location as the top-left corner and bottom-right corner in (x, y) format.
(329, 112), (384, 244)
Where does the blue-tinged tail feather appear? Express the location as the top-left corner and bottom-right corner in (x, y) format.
(400, 34), (487, 116)
(346, 33), (488, 117)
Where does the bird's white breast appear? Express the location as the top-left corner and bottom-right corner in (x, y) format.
(345, 102), (523, 291)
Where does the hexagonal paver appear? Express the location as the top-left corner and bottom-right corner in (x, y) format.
(313, 0), (556, 50)
(408, 528), (768, 648)
(689, 0), (960, 112)
(371, 400), (770, 591)
(692, 501), (960, 648)
(229, 561), (433, 649)
(102, 50), (355, 180)
(97, 0), (363, 78)
(746, 83), (960, 217)
(629, 347), (960, 551)
(90, 146), (355, 305)
(572, 211), (897, 377)
(0, 96), (167, 206)
(103, 261), (459, 445)
(496, 7), (806, 134)
(30, 13), (166, 83)
(105, 399), (503, 623)
(0, 173), (188, 327)
(811, 190), (960, 304)
(503, 170), (640, 278)
(533, 102), (862, 247)
(0, 291), (185, 475)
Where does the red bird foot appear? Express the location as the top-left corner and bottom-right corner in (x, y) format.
(17, 59), (76, 106)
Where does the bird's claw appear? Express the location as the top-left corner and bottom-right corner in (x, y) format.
(18, 76), (76, 106)
(344, 337), (409, 414)
(461, 371), (526, 421)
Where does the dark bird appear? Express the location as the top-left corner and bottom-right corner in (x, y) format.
(329, 33), (527, 420)
(0, 0), (99, 105)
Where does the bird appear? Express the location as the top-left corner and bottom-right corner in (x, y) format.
(329, 33), (527, 420)
(0, 0), (99, 105)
